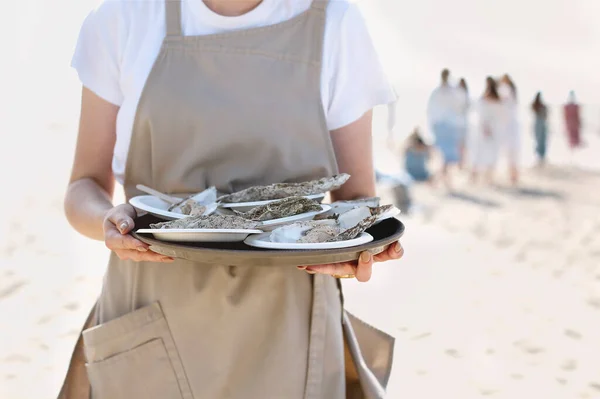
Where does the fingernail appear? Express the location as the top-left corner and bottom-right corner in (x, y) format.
(297, 266), (307, 270)
(360, 252), (371, 263)
(163, 258), (175, 263)
(305, 267), (315, 272)
(137, 246), (148, 252)
(394, 242), (402, 253)
(119, 221), (129, 233)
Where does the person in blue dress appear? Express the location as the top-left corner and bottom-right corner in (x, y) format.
(404, 128), (433, 183)
(531, 92), (549, 166)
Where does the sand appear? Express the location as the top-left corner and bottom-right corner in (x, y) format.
(1, 0), (600, 398)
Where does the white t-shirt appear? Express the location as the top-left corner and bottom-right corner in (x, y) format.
(71, 0), (396, 184)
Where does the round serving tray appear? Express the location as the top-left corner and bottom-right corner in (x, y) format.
(132, 215), (405, 267)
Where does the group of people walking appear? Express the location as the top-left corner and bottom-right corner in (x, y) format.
(402, 69), (583, 188)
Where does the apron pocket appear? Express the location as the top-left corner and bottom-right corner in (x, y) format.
(82, 302), (192, 399)
(86, 338), (183, 399)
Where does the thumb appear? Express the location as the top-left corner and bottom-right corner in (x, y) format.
(108, 212), (135, 235)
(117, 218), (134, 235)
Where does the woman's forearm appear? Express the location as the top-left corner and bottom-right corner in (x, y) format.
(64, 178), (115, 241)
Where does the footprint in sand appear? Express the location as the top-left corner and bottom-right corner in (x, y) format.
(410, 332), (432, 341)
(561, 359), (577, 372)
(513, 340), (545, 355)
(0, 280), (28, 300)
(63, 302), (79, 311)
(445, 349), (461, 358)
(586, 297), (600, 310)
(565, 329), (583, 340)
(555, 378), (568, 385)
(589, 383), (600, 391)
(38, 315), (54, 325)
(5, 374), (16, 380)
(4, 354), (31, 363)
(510, 374), (524, 380)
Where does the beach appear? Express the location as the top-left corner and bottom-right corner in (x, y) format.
(1, 0), (600, 398)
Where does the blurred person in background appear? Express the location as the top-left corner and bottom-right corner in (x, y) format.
(469, 77), (505, 184)
(456, 78), (470, 168)
(404, 127), (433, 184)
(498, 74), (520, 185)
(427, 68), (462, 188)
(532, 91), (549, 166)
(564, 90), (582, 150)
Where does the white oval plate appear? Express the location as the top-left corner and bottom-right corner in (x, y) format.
(136, 228), (264, 243)
(219, 193), (326, 212)
(244, 232), (373, 250)
(129, 195), (217, 221)
(257, 205), (331, 231)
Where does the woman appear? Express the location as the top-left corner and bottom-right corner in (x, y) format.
(532, 92), (549, 165)
(564, 90), (582, 150)
(470, 77), (506, 183)
(457, 78), (470, 168)
(59, 1), (403, 398)
(426, 69), (461, 189)
(498, 74), (520, 184)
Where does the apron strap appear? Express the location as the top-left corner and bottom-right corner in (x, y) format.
(165, 0), (183, 37)
(310, 0), (329, 12)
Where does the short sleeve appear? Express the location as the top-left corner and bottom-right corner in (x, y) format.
(71, 2), (124, 106)
(325, 4), (397, 130)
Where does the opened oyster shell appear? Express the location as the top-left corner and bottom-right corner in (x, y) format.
(268, 206), (384, 244)
(218, 174), (350, 203)
(234, 197), (322, 222)
(270, 220), (340, 243)
(150, 214), (259, 230)
(169, 187), (218, 215)
(315, 197), (380, 220)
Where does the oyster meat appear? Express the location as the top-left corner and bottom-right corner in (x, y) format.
(234, 197), (322, 222)
(218, 174), (350, 203)
(150, 214), (259, 230)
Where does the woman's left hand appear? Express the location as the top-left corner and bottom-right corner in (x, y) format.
(297, 241), (404, 283)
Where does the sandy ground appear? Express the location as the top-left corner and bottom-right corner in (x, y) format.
(1, 1), (600, 398)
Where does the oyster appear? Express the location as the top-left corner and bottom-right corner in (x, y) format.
(270, 220), (339, 243)
(150, 214), (259, 230)
(315, 197), (380, 220)
(218, 174), (350, 203)
(169, 187), (218, 215)
(234, 197), (322, 222)
(326, 215), (378, 242)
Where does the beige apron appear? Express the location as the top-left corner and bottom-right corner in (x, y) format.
(58, 1), (394, 398)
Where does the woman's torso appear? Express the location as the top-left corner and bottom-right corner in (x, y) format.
(72, 0), (394, 184)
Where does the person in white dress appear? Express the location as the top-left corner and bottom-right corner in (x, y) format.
(426, 69), (463, 188)
(470, 77), (511, 184)
(498, 74), (520, 185)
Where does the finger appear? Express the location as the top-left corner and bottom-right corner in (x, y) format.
(304, 263), (356, 276)
(373, 241), (404, 263)
(116, 249), (174, 263)
(105, 227), (148, 252)
(106, 211), (136, 235)
(355, 251), (373, 282)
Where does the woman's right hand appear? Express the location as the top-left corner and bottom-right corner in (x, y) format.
(103, 204), (174, 262)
